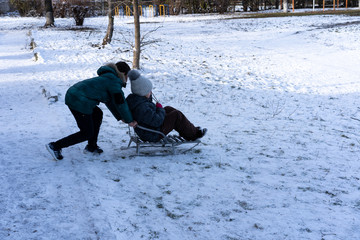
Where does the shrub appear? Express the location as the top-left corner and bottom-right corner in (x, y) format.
(72, 5), (89, 26)
(10, 0), (43, 17)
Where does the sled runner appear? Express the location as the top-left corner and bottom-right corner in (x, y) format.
(123, 125), (201, 156)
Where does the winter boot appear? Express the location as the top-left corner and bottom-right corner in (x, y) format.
(46, 142), (63, 160)
(196, 127), (207, 140)
(84, 145), (104, 155)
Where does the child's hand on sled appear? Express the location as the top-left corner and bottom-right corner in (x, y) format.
(156, 102), (163, 108)
(128, 121), (138, 128)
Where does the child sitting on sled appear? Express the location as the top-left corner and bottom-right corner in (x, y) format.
(126, 70), (207, 142)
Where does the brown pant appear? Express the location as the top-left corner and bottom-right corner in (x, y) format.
(161, 106), (199, 141)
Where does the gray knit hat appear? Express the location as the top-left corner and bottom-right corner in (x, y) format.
(128, 70), (153, 96)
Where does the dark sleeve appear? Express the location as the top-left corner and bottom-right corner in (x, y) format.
(106, 90), (133, 123)
(114, 93), (125, 104)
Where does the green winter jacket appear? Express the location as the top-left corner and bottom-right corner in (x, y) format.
(65, 65), (133, 123)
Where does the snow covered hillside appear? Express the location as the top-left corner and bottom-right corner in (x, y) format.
(1, 11), (360, 240)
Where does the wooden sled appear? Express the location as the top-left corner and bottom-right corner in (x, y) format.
(123, 125), (201, 156)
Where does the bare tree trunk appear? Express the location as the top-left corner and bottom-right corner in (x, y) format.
(243, 0), (249, 11)
(44, 0), (55, 27)
(102, 0), (114, 46)
(133, 0), (141, 69)
(283, 0), (288, 12)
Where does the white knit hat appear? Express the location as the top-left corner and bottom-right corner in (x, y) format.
(128, 70), (153, 96)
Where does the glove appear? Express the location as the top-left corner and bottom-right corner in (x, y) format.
(156, 102), (163, 108)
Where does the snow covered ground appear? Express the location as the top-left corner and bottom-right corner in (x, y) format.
(1, 10), (360, 240)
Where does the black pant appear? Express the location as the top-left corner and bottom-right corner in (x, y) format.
(53, 106), (103, 149)
(161, 106), (200, 141)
